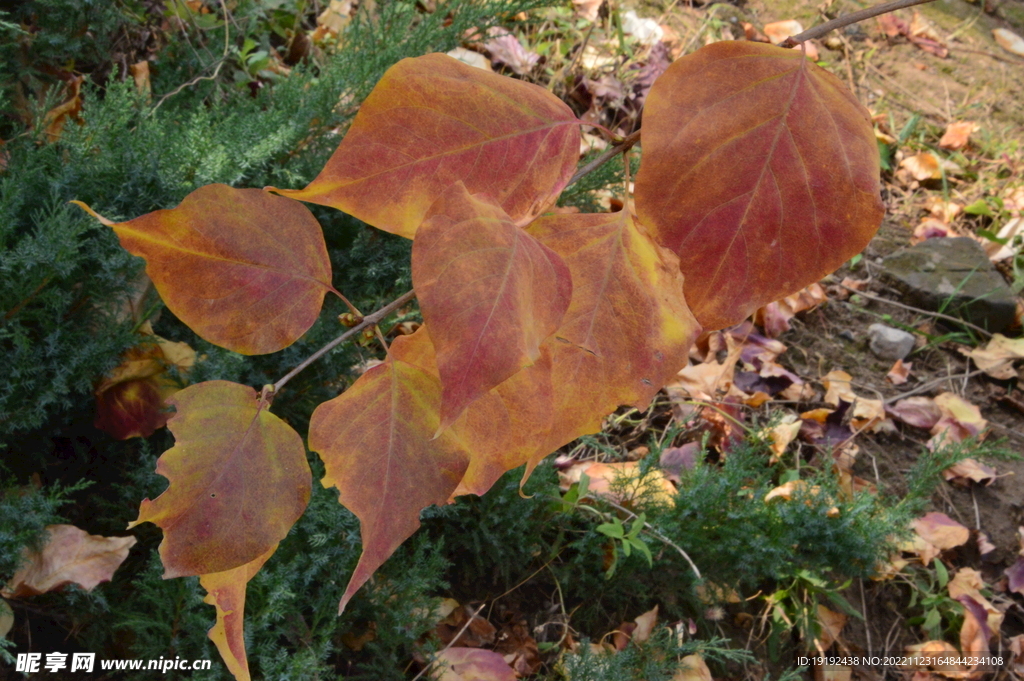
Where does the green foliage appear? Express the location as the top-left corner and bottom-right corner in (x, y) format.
(560, 630), (752, 681)
(0, 469), (84, 581)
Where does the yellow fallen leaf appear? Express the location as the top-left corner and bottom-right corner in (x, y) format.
(960, 333), (1024, 380)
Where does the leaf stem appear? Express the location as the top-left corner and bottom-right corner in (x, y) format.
(783, 0), (938, 46)
(566, 129), (642, 188)
(271, 289), (416, 393)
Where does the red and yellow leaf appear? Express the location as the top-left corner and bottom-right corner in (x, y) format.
(200, 545), (277, 681)
(413, 185), (571, 429)
(73, 184), (333, 355)
(269, 53), (580, 239)
(94, 323), (195, 440)
(395, 327), (555, 498)
(634, 41), (883, 330)
(308, 335), (470, 613)
(525, 211), (700, 469)
(128, 381), (311, 578)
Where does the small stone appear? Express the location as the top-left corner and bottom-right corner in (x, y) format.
(880, 238), (1017, 333)
(867, 323), (916, 361)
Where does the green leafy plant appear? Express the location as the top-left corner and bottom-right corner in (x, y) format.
(904, 560), (962, 641)
(67, 13), (903, 679)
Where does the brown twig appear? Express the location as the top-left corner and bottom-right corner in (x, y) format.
(271, 289), (416, 393)
(566, 129), (642, 188)
(783, 0), (939, 46)
(410, 604), (487, 681)
(837, 282), (993, 338)
(882, 368), (984, 404)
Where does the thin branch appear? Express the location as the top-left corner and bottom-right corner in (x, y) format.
(599, 498), (703, 580)
(836, 282), (993, 338)
(410, 604), (487, 681)
(882, 368), (984, 404)
(271, 289), (416, 393)
(566, 129), (642, 188)
(149, 0), (232, 116)
(783, 0), (938, 45)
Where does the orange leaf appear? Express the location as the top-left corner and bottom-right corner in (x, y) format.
(434, 647), (516, 681)
(200, 545), (276, 681)
(1, 525), (135, 598)
(634, 41), (883, 330)
(413, 185), (571, 429)
(394, 326), (555, 498)
(527, 210), (700, 443)
(73, 185), (333, 355)
(270, 53), (580, 239)
(128, 381), (311, 578)
(94, 324), (196, 440)
(309, 334), (470, 613)
(912, 512), (969, 550)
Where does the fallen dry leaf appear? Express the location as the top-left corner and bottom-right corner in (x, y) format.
(42, 75), (84, 143)
(912, 512), (969, 552)
(993, 28), (1024, 58)
(2, 525), (136, 598)
(908, 11), (948, 57)
(911, 217), (953, 245)
(434, 604), (496, 649)
(905, 640), (970, 677)
(559, 461), (676, 507)
(572, 0), (602, 22)
(764, 415), (802, 463)
(927, 392), (987, 451)
(887, 396), (942, 429)
(484, 27), (540, 75)
(765, 480), (838, 516)
(815, 604), (848, 651)
(435, 647), (516, 681)
(942, 458), (996, 487)
(901, 152), (942, 181)
(446, 47), (492, 72)
(673, 654), (713, 681)
(312, 0), (352, 43)
(632, 605), (659, 644)
(939, 121), (979, 150)
(763, 20), (804, 45)
(822, 370), (884, 431)
(948, 568), (1004, 640)
(754, 283), (827, 338)
(1006, 558), (1024, 596)
(960, 333), (1024, 380)
(887, 359), (912, 385)
(660, 442), (700, 483)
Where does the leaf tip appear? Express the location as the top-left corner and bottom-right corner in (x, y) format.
(69, 200), (115, 226)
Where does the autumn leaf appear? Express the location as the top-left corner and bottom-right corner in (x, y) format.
(200, 545), (276, 681)
(128, 381), (311, 578)
(434, 648), (516, 681)
(527, 210), (700, 442)
(960, 334), (1024, 380)
(394, 326), (555, 498)
(95, 322), (196, 440)
(635, 41), (883, 330)
(269, 53), (580, 239)
(2, 525), (135, 598)
(927, 392), (988, 451)
(911, 512), (969, 553)
(939, 121), (979, 150)
(413, 185), (571, 429)
(73, 185), (333, 355)
(308, 333), (470, 613)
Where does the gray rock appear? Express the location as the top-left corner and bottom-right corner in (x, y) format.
(867, 323), (915, 360)
(880, 238), (1017, 333)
